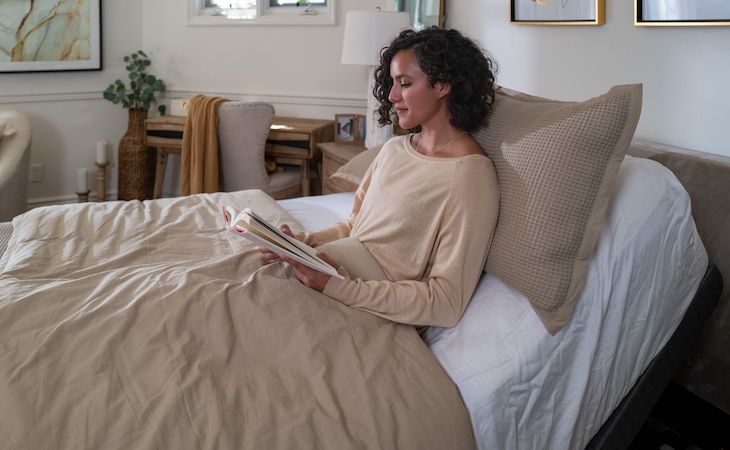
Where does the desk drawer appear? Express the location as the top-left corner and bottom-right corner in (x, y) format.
(266, 142), (312, 159)
(268, 131), (310, 142)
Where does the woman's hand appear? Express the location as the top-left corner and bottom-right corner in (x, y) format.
(258, 224), (294, 265)
(280, 252), (338, 292)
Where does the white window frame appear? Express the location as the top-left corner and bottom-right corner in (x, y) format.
(188, 0), (335, 26)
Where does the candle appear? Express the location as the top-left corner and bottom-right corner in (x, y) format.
(76, 168), (88, 193)
(96, 140), (107, 164)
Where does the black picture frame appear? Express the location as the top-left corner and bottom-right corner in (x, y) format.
(635, 0), (730, 26)
(0, 0), (102, 73)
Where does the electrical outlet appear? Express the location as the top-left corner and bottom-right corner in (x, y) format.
(30, 163), (43, 183)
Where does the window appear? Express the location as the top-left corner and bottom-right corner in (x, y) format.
(190, 0), (334, 25)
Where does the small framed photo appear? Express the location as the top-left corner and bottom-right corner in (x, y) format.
(335, 114), (366, 144)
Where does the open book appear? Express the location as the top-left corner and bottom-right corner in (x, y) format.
(222, 206), (344, 279)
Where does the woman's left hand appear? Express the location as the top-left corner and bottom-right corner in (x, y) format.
(281, 251), (338, 292)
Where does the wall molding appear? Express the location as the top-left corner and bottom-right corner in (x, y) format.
(166, 89), (367, 110)
(0, 89), (367, 110)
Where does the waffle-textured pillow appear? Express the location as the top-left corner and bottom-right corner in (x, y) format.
(473, 84), (642, 334)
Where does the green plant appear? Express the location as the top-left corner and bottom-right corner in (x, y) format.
(103, 50), (166, 111)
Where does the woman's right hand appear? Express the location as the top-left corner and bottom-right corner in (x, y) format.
(259, 224), (294, 265)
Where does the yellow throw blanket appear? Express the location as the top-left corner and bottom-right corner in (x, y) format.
(180, 95), (228, 195)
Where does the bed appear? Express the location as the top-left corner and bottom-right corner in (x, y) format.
(0, 148), (719, 449)
(0, 82), (725, 448)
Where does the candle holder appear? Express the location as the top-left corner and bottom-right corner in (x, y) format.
(95, 161), (109, 201)
(76, 191), (91, 203)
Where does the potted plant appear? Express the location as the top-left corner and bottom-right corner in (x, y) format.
(103, 50), (166, 201)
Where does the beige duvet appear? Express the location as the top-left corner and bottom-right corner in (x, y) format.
(0, 190), (474, 450)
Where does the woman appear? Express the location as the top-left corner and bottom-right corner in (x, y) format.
(264, 27), (500, 328)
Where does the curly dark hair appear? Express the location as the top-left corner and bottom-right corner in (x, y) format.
(373, 27), (497, 133)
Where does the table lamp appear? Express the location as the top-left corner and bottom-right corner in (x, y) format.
(341, 10), (410, 149)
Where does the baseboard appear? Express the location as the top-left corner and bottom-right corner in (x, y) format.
(28, 190), (118, 208)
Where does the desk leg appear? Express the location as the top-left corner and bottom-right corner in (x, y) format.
(154, 149), (168, 199)
(301, 161), (311, 197)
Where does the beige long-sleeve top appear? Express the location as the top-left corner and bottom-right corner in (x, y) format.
(299, 134), (499, 327)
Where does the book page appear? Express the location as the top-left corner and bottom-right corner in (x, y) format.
(222, 206), (343, 279)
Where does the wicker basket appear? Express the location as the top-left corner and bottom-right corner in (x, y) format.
(117, 109), (155, 200)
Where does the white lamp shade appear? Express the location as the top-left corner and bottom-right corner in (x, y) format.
(341, 11), (411, 66)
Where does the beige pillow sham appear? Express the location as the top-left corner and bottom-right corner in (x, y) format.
(330, 145), (382, 189)
(473, 84), (643, 334)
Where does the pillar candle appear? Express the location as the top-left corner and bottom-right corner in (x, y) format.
(76, 168), (88, 193)
(96, 140), (107, 164)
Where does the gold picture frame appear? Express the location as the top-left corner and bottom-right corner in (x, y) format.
(510, 0), (605, 26)
(635, 0), (730, 27)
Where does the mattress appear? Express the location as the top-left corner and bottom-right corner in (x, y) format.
(279, 155), (709, 449)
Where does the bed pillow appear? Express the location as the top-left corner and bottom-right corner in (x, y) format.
(473, 84), (642, 334)
(330, 144), (382, 189)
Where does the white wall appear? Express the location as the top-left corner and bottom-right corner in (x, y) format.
(141, 0), (383, 115)
(448, 1), (730, 157)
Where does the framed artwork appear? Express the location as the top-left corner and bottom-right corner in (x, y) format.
(0, 0), (102, 73)
(395, 0), (447, 30)
(635, 0), (730, 26)
(335, 114), (365, 144)
(511, 0), (605, 25)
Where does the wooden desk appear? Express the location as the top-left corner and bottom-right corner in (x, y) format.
(145, 115), (334, 198)
(265, 117), (334, 196)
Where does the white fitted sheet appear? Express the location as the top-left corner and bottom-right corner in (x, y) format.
(278, 155), (709, 449)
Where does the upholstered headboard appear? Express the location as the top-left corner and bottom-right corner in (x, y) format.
(628, 138), (730, 414)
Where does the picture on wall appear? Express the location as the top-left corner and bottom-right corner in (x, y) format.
(0, 0), (102, 73)
(511, 0), (605, 25)
(636, 0), (730, 26)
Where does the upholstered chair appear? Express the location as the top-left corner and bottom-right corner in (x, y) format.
(217, 102), (302, 199)
(0, 110), (31, 222)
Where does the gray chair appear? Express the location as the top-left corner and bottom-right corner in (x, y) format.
(217, 102), (302, 199)
(0, 110), (31, 222)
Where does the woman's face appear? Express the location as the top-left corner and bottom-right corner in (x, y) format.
(388, 50), (450, 130)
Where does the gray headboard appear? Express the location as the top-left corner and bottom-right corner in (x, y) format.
(629, 138), (730, 415)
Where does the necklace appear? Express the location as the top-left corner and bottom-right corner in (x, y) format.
(415, 131), (469, 156)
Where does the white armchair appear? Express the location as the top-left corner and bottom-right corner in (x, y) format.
(0, 110), (31, 222)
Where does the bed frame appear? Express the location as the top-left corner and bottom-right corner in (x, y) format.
(586, 263), (723, 449)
